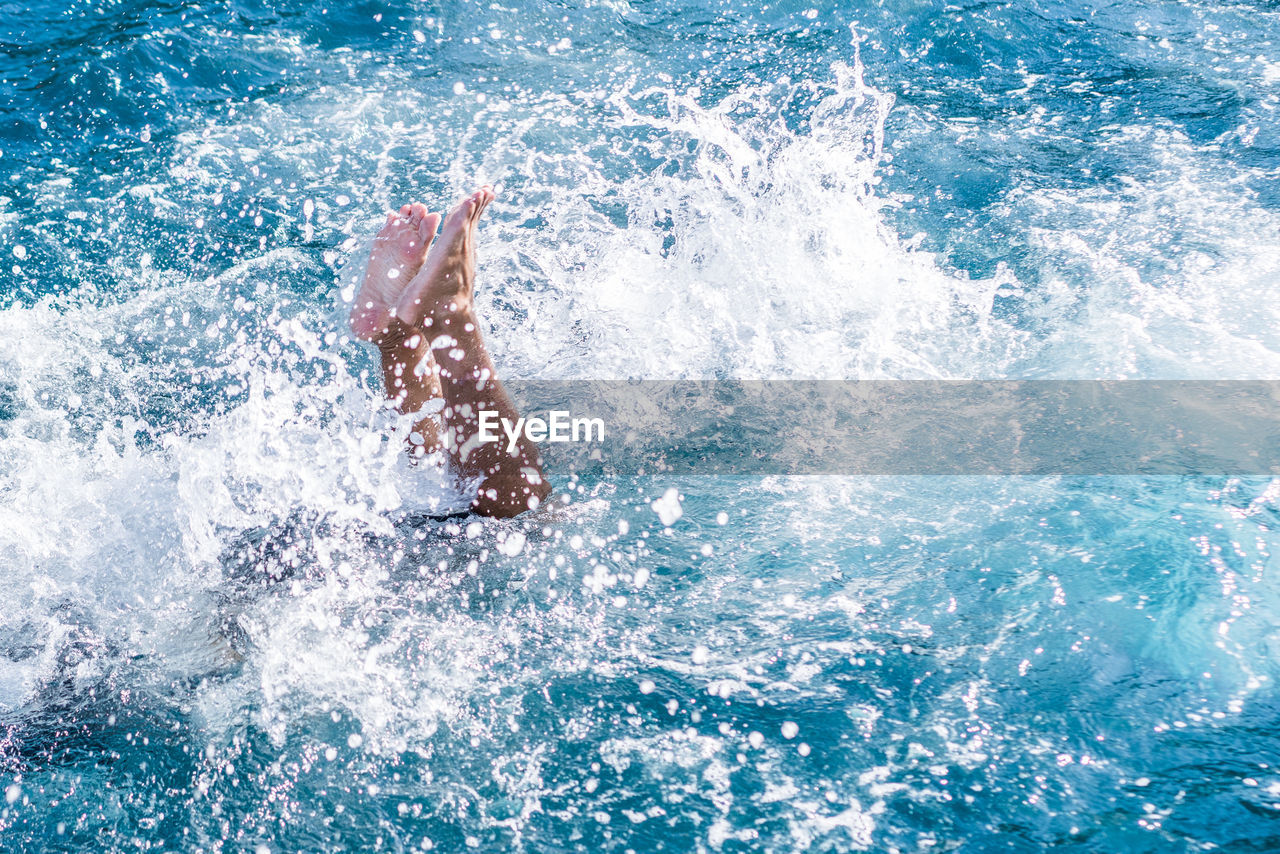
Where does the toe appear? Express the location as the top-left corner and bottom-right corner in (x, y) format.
(421, 212), (442, 240)
(473, 188), (493, 220)
(400, 204), (412, 217)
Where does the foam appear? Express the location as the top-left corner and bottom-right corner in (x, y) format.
(3, 18), (1280, 849)
(0, 260), (463, 717)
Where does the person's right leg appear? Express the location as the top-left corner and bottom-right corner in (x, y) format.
(395, 187), (551, 517)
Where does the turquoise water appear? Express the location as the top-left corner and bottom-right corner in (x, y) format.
(3, 0), (1280, 850)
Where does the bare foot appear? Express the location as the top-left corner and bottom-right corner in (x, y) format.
(394, 186), (494, 328)
(350, 202), (441, 343)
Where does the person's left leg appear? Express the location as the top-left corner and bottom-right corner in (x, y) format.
(352, 203), (444, 453)
(375, 319), (444, 455)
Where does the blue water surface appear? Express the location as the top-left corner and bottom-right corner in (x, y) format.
(2, 0), (1280, 851)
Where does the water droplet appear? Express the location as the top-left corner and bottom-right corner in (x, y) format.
(497, 531), (526, 556)
(651, 487), (683, 526)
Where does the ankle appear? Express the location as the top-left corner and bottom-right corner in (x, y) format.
(374, 317), (426, 356)
(423, 296), (476, 333)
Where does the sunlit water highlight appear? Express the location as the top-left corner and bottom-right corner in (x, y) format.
(2, 0), (1280, 850)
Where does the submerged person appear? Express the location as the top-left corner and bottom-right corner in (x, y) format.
(348, 186), (550, 518)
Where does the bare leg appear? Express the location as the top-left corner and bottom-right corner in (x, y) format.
(376, 319), (444, 455)
(396, 187), (551, 517)
(352, 203), (444, 451)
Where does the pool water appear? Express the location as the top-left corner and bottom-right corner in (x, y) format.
(2, 0), (1280, 850)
